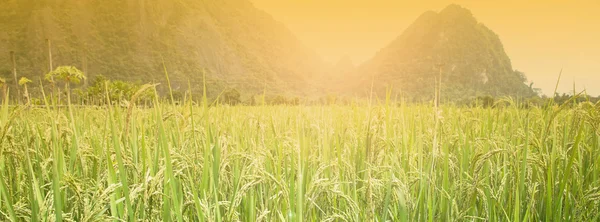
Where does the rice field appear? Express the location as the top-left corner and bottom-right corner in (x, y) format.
(0, 97), (599, 221)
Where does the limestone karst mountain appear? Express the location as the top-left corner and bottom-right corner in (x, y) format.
(344, 4), (535, 100)
(0, 0), (324, 96)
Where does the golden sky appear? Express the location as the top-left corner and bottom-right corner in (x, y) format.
(251, 0), (600, 95)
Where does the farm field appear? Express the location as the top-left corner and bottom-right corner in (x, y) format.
(0, 99), (598, 221)
(1, 0), (599, 221)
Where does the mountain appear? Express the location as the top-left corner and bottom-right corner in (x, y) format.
(0, 0), (323, 97)
(342, 4), (535, 101)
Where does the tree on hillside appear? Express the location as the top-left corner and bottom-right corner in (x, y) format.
(45, 66), (86, 105)
(19, 77), (32, 104)
(222, 88), (241, 105)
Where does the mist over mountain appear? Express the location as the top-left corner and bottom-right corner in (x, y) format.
(339, 4), (536, 100)
(0, 0), (324, 96)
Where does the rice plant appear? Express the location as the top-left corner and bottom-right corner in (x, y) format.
(0, 91), (598, 221)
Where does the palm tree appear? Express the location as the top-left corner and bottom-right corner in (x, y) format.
(19, 77), (32, 105)
(46, 66), (86, 106)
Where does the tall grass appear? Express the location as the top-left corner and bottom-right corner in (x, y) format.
(0, 92), (598, 221)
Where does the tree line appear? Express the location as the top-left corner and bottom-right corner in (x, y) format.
(2, 65), (598, 108)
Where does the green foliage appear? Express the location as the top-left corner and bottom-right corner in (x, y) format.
(270, 95), (287, 105)
(45, 66), (86, 84)
(80, 75), (154, 105)
(268, 95), (300, 105)
(18, 77), (32, 86)
(222, 88), (241, 105)
(553, 93), (600, 106)
(474, 95), (495, 108)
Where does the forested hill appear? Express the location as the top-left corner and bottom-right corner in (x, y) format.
(339, 4), (537, 101)
(0, 0), (324, 96)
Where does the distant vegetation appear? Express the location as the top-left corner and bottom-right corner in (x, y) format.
(2, 67), (597, 109)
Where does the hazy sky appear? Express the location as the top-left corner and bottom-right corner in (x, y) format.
(251, 0), (600, 96)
